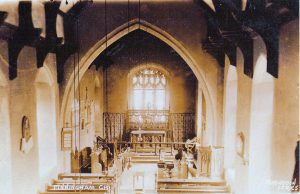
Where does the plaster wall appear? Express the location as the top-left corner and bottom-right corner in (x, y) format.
(271, 19), (299, 190)
(231, 48), (252, 194)
(223, 63), (238, 190)
(0, 41), (60, 194)
(229, 20), (299, 194)
(0, 81), (12, 194)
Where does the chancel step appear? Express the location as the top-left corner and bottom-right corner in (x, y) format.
(157, 189), (230, 194)
(53, 179), (113, 184)
(157, 177), (230, 194)
(58, 173), (115, 180)
(40, 192), (107, 194)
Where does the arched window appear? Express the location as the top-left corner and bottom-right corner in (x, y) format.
(131, 67), (168, 110)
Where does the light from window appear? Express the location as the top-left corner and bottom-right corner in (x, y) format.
(132, 68), (167, 110)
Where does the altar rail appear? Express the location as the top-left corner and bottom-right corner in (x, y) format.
(116, 141), (193, 156)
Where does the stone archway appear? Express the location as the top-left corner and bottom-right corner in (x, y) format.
(60, 19), (217, 145)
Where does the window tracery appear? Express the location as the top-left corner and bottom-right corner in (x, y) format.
(131, 68), (167, 110)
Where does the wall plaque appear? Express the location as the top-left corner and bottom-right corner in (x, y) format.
(20, 116), (33, 154)
(236, 132), (245, 158)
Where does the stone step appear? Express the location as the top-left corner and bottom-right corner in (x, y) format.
(157, 178), (227, 188)
(159, 185), (228, 190)
(130, 147), (174, 153)
(49, 183), (113, 188)
(58, 173), (115, 180)
(157, 179), (227, 186)
(41, 192), (107, 194)
(157, 188), (230, 193)
(53, 179), (113, 184)
(131, 155), (174, 158)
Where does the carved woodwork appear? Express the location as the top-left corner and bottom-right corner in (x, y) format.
(71, 147), (92, 173)
(127, 110), (169, 131)
(196, 146), (224, 178)
(103, 112), (125, 142)
(170, 113), (195, 143)
(36, 1), (63, 68)
(0, 1), (90, 82)
(197, 146), (211, 177)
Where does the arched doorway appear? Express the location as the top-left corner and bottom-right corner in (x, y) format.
(60, 19), (217, 146)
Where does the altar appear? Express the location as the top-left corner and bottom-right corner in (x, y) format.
(130, 130), (166, 145)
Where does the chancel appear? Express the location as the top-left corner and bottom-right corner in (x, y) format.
(0, 0), (298, 194)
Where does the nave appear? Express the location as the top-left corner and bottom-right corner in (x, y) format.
(0, 1), (298, 194)
(41, 142), (230, 194)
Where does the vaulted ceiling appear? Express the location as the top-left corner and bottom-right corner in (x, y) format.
(0, 0), (298, 82)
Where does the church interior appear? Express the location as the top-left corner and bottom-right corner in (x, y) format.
(0, 0), (299, 194)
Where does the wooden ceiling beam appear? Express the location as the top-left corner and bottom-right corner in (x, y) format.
(55, 0), (92, 83)
(36, 1), (63, 68)
(8, 1), (42, 80)
(197, 0), (298, 78)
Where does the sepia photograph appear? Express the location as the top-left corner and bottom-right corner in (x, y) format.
(0, 0), (298, 194)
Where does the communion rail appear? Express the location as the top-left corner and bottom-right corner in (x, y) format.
(116, 141), (195, 155)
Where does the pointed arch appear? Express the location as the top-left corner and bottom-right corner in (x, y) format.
(60, 18), (217, 145)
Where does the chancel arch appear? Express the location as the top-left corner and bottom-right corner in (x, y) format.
(60, 19), (217, 146)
